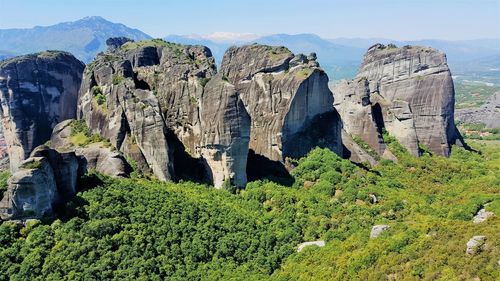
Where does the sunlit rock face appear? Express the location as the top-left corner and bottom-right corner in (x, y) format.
(334, 44), (463, 158)
(79, 41), (342, 187)
(0, 51), (84, 171)
(78, 40), (217, 182)
(219, 45), (342, 181)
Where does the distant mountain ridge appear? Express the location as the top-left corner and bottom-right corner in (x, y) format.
(0, 16), (151, 62)
(1, 16), (499, 82)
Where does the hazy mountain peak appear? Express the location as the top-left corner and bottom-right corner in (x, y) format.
(0, 16), (151, 62)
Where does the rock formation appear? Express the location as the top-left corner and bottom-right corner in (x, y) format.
(370, 224), (390, 238)
(466, 236), (487, 256)
(219, 45), (342, 182)
(0, 119), (131, 220)
(333, 44), (463, 158)
(297, 240), (325, 252)
(0, 157), (57, 219)
(0, 51), (84, 171)
(78, 39), (217, 182)
(78, 40), (342, 187)
(455, 92), (500, 129)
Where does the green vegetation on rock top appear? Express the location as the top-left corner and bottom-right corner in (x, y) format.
(69, 120), (109, 147)
(120, 38), (183, 52)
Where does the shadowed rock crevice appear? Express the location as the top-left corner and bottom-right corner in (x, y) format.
(246, 149), (294, 186)
(166, 128), (213, 184)
(282, 111), (342, 160)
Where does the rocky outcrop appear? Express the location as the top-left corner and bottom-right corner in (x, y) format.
(220, 45), (342, 181)
(297, 240), (325, 252)
(49, 119), (132, 178)
(466, 236), (487, 255)
(0, 51), (84, 171)
(473, 207), (494, 223)
(78, 40), (342, 187)
(0, 157), (57, 219)
(370, 224), (390, 238)
(0, 119), (132, 220)
(333, 44), (463, 157)
(78, 39), (216, 182)
(455, 93), (500, 129)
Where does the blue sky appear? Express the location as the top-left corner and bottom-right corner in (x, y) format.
(0, 0), (499, 40)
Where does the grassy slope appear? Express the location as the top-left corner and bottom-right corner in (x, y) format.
(0, 141), (498, 280)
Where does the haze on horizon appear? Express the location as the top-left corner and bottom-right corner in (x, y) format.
(1, 0), (499, 41)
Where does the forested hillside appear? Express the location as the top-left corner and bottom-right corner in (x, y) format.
(0, 140), (498, 280)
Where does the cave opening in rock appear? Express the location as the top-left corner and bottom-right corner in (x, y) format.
(133, 72), (151, 90)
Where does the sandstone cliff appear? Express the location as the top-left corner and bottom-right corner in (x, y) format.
(79, 40), (342, 187)
(0, 51), (84, 171)
(219, 45), (342, 182)
(78, 39), (216, 182)
(333, 44), (463, 158)
(0, 119), (131, 220)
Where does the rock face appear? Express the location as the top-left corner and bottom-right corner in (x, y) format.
(79, 40), (342, 187)
(0, 119), (132, 220)
(50, 120), (132, 178)
(0, 157), (57, 219)
(333, 44), (463, 157)
(219, 45), (342, 181)
(0, 51), (84, 171)
(455, 93), (500, 129)
(78, 39), (217, 182)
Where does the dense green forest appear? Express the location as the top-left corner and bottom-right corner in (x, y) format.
(0, 140), (498, 280)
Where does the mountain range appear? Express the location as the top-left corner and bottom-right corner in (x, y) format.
(1, 16), (499, 81)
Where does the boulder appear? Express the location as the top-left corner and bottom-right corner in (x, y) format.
(473, 207), (494, 224)
(370, 224), (390, 238)
(76, 144), (131, 178)
(0, 157), (57, 220)
(297, 240), (325, 252)
(333, 44), (464, 158)
(0, 51), (84, 171)
(466, 236), (486, 255)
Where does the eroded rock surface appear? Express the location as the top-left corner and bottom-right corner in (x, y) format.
(78, 41), (341, 187)
(220, 45), (342, 181)
(334, 44), (463, 158)
(0, 157), (57, 220)
(0, 51), (84, 171)
(0, 119), (132, 220)
(78, 39), (216, 182)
